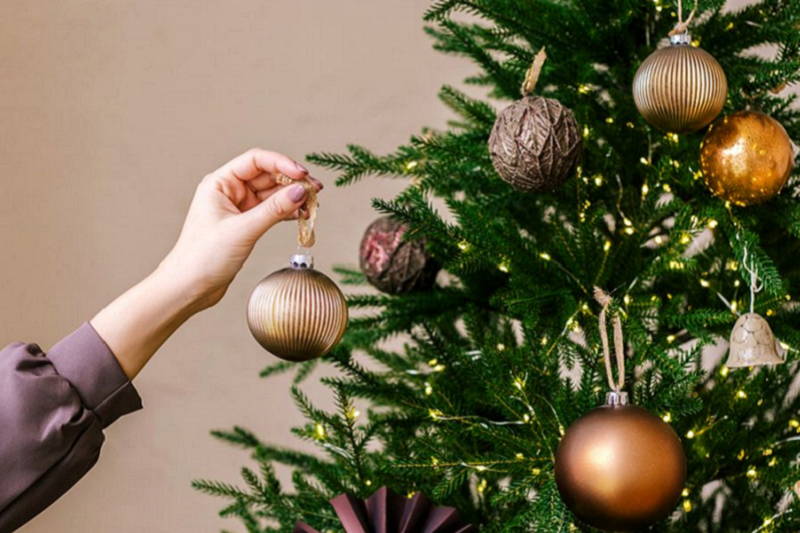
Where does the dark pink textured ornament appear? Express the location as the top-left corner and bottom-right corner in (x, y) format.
(489, 96), (582, 192)
(294, 486), (472, 533)
(360, 217), (439, 294)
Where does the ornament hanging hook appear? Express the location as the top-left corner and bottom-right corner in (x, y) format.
(669, 0), (699, 37)
(594, 287), (626, 393)
(521, 47), (547, 97)
(741, 245), (763, 314)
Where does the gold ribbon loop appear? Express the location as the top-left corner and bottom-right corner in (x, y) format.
(276, 174), (317, 248)
(668, 0), (699, 37)
(594, 287), (626, 392)
(521, 47), (548, 96)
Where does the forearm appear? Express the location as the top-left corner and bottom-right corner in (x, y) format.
(90, 264), (204, 380)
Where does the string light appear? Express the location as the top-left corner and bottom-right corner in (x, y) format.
(606, 117), (614, 124)
(720, 366), (729, 377)
(681, 488), (690, 497)
(604, 240), (612, 252)
(365, 480), (372, 486)
(405, 161), (419, 171)
(708, 219), (719, 228)
(737, 390), (747, 399)
(642, 183), (650, 196)
(496, 343), (505, 351)
(498, 262), (509, 273)
(686, 430), (695, 439)
(540, 252), (551, 261)
(577, 84), (590, 94)
(747, 467), (757, 479)
(458, 241), (470, 251)
(683, 500), (692, 512)
(315, 423), (326, 439)
(700, 279), (710, 288)
(515, 453), (524, 460)
(662, 413), (672, 423)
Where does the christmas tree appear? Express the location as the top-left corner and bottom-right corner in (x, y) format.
(192, 0), (800, 531)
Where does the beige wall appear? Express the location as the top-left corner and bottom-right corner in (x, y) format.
(0, 0), (760, 532)
(0, 1), (470, 531)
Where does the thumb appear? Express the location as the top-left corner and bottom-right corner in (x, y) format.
(239, 184), (307, 239)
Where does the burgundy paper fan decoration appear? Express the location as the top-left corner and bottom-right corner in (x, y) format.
(294, 486), (472, 533)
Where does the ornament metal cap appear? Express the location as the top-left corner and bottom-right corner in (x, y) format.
(605, 391), (629, 406)
(725, 313), (783, 367)
(290, 251), (314, 269)
(669, 32), (691, 46)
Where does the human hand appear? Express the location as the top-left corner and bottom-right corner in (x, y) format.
(159, 148), (323, 310)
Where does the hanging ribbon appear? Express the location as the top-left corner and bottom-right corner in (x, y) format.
(276, 174), (317, 248)
(521, 47), (547, 96)
(594, 287), (626, 392)
(668, 0), (699, 37)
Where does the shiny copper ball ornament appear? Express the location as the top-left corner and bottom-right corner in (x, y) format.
(555, 392), (687, 532)
(359, 216), (439, 295)
(633, 33), (727, 134)
(247, 254), (348, 362)
(489, 96), (582, 192)
(700, 110), (794, 206)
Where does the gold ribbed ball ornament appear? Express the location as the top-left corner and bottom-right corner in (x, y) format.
(633, 33), (727, 134)
(555, 392), (687, 532)
(247, 253), (348, 362)
(700, 110), (795, 206)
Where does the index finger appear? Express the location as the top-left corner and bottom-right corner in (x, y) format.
(213, 148), (309, 183)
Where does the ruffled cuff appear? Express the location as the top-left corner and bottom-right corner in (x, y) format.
(47, 322), (142, 427)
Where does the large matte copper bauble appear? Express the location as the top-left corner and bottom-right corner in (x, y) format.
(700, 110), (794, 206)
(489, 96), (582, 192)
(633, 35), (727, 134)
(247, 262), (348, 362)
(554, 401), (686, 532)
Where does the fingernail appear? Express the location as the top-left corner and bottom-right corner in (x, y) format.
(295, 162), (309, 174)
(310, 177), (324, 190)
(288, 184), (307, 202)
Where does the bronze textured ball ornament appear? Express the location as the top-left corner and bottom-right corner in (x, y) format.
(359, 216), (439, 295)
(247, 254), (348, 362)
(489, 96), (582, 192)
(700, 110), (795, 206)
(633, 33), (727, 134)
(555, 393), (687, 532)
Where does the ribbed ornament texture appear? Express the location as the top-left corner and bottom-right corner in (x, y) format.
(489, 96), (582, 192)
(247, 267), (348, 362)
(633, 44), (727, 134)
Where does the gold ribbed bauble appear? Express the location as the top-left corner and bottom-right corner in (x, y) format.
(700, 110), (794, 206)
(633, 33), (727, 134)
(247, 254), (348, 362)
(555, 393), (687, 532)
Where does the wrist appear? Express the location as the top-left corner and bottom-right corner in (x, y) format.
(151, 258), (213, 318)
